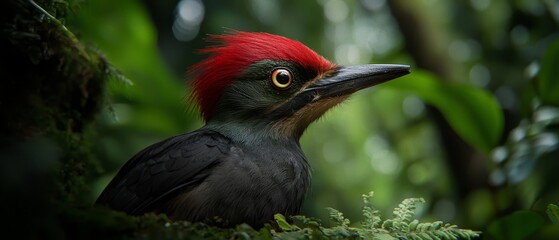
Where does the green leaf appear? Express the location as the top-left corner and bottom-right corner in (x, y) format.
(373, 233), (399, 240)
(392, 198), (425, 224)
(408, 219), (420, 231)
(362, 192), (382, 229)
(327, 207), (350, 227)
(274, 213), (299, 231)
(538, 39), (559, 105)
(384, 70), (504, 152)
(487, 210), (546, 240)
(69, 0), (202, 136)
(530, 224), (559, 240)
(547, 204), (559, 224)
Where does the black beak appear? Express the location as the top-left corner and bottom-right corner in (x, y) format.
(268, 64), (410, 122)
(304, 64), (410, 98)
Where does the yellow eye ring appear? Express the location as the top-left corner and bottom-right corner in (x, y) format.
(271, 68), (293, 89)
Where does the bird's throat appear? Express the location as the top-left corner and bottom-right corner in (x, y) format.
(204, 96), (345, 143)
(272, 95), (347, 139)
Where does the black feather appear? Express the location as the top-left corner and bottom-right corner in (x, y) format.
(96, 129), (310, 228)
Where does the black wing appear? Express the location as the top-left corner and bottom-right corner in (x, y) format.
(96, 129), (232, 215)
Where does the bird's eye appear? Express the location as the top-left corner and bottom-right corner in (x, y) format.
(270, 68), (293, 89)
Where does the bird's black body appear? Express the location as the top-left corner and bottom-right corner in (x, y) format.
(96, 31), (409, 228)
(96, 129), (309, 228)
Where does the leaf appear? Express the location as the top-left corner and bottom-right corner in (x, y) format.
(392, 198), (425, 224)
(69, 0), (202, 136)
(274, 213), (299, 232)
(547, 204), (559, 224)
(408, 219), (420, 231)
(487, 210), (546, 240)
(362, 192), (382, 229)
(384, 70), (504, 152)
(327, 207), (350, 227)
(372, 233), (399, 240)
(538, 39), (559, 105)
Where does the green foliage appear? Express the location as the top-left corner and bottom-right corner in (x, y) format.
(484, 204), (559, 240)
(69, 0), (200, 137)
(0, 0), (122, 203)
(327, 207), (351, 228)
(488, 42), (559, 206)
(361, 192), (382, 229)
(487, 210), (547, 240)
(2, 0), (107, 136)
(67, 0), (203, 188)
(384, 70), (503, 153)
(1, 1), (131, 238)
(489, 103), (559, 193)
(537, 39), (559, 106)
(64, 192), (478, 239)
(275, 213), (301, 232)
(274, 192), (480, 240)
(385, 197), (425, 226)
(5, 1), (557, 239)
(547, 204), (559, 224)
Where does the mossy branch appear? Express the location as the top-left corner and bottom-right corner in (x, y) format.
(109, 192), (479, 239)
(26, 0), (132, 86)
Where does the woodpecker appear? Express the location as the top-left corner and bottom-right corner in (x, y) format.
(96, 31), (410, 228)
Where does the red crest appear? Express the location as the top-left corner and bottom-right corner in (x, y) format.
(189, 31), (334, 121)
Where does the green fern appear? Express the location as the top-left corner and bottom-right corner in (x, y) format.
(382, 197), (479, 240)
(362, 191), (382, 229)
(274, 192), (480, 240)
(327, 207), (351, 228)
(382, 197), (425, 232)
(127, 192), (479, 239)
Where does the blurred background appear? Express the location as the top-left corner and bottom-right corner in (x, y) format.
(66, 0), (558, 237)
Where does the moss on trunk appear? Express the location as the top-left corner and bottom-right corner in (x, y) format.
(0, 0), (116, 238)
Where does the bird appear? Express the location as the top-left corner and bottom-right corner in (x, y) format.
(96, 31), (410, 228)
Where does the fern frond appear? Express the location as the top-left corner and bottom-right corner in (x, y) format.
(380, 198), (479, 239)
(272, 193), (480, 240)
(362, 191), (382, 229)
(327, 207), (350, 227)
(381, 197), (425, 232)
(400, 222), (480, 240)
(393, 198), (425, 224)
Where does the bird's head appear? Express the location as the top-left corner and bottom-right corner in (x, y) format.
(190, 31), (409, 140)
